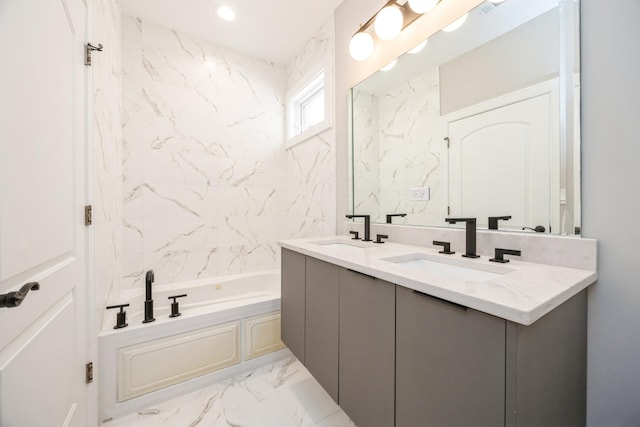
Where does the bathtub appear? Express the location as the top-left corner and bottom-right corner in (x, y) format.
(98, 269), (291, 422)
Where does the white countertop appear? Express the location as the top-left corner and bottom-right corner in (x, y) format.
(278, 236), (598, 326)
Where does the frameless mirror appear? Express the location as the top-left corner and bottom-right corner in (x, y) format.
(349, 0), (581, 235)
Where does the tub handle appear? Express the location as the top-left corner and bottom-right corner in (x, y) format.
(106, 303), (130, 329)
(168, 294), (187, 318)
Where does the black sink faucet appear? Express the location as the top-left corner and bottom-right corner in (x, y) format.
(488, 215), (512, 230)
(143, 270), (155, 323)
(386, 213), (407, 224)
(346, 214), (371, 241)
(445, 217), (479, 258)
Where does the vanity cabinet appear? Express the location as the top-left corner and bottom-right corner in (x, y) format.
(395, 286), (505, 427)
(339, 269), (395, 427)
(281, 248), (306, 363)
(304, 256), (340, 402)
(280, 249), (587, 427)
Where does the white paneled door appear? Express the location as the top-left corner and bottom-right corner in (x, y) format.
(447, 91), (558, 232)
(0, 0), (88, 426)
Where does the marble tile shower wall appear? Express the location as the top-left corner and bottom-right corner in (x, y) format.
(353, 67), (443, 226)
(94, 0), (123, 323)
(120, 17), (336, 290)
(284, 17), (336, 241)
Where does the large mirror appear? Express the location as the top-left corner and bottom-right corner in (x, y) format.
(349, 0), (581, 235)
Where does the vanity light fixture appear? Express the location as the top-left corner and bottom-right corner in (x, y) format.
(408, 0), (439, 14)
(349, 32), (375, 61)
(374, 4), (404, 40)
(216, 5), (236, 21)
(349, 0), (474, 61)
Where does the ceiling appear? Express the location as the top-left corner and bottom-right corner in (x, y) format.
(121, 0), (344, 65)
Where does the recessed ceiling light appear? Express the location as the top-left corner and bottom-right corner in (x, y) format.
(217, 5), (236, 21)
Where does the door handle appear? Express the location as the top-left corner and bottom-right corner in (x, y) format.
(0, 282), (40, 308)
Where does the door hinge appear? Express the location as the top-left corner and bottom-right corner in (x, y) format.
(85, 43), (103, 66)
(86, 362), (93, 384)
(84, 205), (92, 226)
(447, 206), (451, 215)
(444, 137), (450, 148)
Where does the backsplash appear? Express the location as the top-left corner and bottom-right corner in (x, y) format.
(119, 16), (336, 290)
(344, 221), (597, 271)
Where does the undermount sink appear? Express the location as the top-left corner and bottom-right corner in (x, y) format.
(312, 239), (368, 249)
(380, 253), (512, 283)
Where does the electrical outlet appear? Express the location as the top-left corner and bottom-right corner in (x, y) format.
(409, 187), (430, 201)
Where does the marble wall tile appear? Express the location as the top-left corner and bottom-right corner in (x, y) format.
(118, 16), (336, 294)
(352, 66), (444, 226)
(94, 0), (123, 327)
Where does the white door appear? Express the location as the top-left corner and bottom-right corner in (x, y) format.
(0, 0), (88, 426)
(447, 93), (558, 232)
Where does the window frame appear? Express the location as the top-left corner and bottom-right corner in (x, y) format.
(285, 58), (332, 148)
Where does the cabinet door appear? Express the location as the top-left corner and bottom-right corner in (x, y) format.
(396, 286), (506, 427)
(281, 248), (306, 362)
(339, 269), (395, 427)
(305, 257), (340, 401)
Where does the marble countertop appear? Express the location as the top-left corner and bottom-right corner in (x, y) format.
(278, 236), (598, 326)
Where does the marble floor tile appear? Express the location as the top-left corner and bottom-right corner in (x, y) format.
(102, 357), (356, 427)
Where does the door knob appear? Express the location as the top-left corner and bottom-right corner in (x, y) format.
(0, 282), (40, 308)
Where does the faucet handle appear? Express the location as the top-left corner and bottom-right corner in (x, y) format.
(349, 230), (360, 240)
(373, 234), (388, 244)
(433, 240), (455, 255)
(168, 294), (187, 318)
(106, 303), (130, 329)
(490, 248), (522, 263)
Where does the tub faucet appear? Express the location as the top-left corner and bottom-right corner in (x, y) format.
(445, 217), (479, 258)
(143, 270), (155, 323)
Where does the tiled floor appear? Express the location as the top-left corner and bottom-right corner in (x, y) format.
(102, 357), (356, 427)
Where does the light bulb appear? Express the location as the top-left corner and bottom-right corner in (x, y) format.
(442, 13), (468, 32)
(349, 32), (374, 61)
(408, 0), (438, 14)
(217, 5), (236, 21)
(408, 40), (428, 54)
(374, 6), (403, 41)
(381, 59), (397, 71)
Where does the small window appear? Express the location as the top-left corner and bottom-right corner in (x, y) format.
(286, 63), (331, 148)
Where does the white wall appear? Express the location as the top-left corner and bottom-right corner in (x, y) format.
(582, 1), (640, 425)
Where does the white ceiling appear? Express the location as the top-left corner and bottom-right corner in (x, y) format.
(121, 0), (344, 65)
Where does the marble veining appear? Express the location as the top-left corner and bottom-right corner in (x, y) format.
(94, 0), (124, 325)
(116, 15), (336, 304)
(352, 67), (443, 226)
(102, 358), (355, 427)
(280, 234), (597, 325)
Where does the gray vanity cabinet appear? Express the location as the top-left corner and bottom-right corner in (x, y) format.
(281, 248), (306, 363)
(339, 269), (395, 427)
(395, 286), (506, 427)
(304, 256), (340, 402)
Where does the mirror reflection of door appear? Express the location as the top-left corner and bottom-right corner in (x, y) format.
(446, 84), (559, 232)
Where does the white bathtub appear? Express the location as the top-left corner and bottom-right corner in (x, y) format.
(98, 270), (290, 422)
